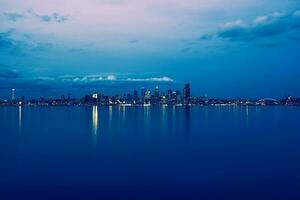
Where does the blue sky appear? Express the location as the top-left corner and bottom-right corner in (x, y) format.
(0, 0), (300, 99)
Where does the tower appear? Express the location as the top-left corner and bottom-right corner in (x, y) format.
(11, 89), (16, 101)
(141, 87), (146, 101)
(133, 90), (138, 102)
(183, 84), (190, 104)
(145, 90), (151, 102)
(154, 86), (159, 98)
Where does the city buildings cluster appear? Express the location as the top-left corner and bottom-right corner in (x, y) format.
(1, 84), (300, 106)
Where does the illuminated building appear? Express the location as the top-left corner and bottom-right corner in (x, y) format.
(154, 86), (159, 98)
(92, 93), (98, 99)
(11, 89), (16, 101)
(183, 84), (190, 104)
(141, 87), (146, 101)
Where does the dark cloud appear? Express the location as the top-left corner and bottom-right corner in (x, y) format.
(0, 34), (14, 48)
(199, 34), (213, 41)
(0, 30), (28, 56)
(202, 10), (300, 42)
(180, 47), (192, 53)
(2, 10), (68, 23)
(0, 29), (56, 56)
(218, 20), (248, 40)
(0, 65), (57, 98)
(128, 39), (139, 43)
(52, 12), (68, 22)
(3, 12), (24, 21)
(28, 9), (69, 23)
(0, 79), (57, 99)
(39, 15), (51, 22)
(0, 29), (25, 55)
(0, 29), (15, 39)
(0, 65), (19, 79)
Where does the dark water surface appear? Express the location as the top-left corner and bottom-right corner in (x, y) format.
(1, 106), (300, 200)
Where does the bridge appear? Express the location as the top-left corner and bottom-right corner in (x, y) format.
(258, 98), (280, 105)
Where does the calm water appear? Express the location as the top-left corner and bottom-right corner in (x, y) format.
(0, 106), (300, 200)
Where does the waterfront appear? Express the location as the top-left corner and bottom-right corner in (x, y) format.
(1, 106), (300, 199)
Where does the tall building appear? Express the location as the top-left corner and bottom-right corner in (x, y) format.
(141, 87), (146, 99)
(167, 89), (173, 102)
(154, 86), (159, 98)
(175, 90), (181, 103)
(133, 90), (138, 102)
(11, 89), (16, 101)
(144, 90), (151, 102)
(167, 89), (172, 96)
(183, 83), (190, 103)
(92, 93), (98, 100)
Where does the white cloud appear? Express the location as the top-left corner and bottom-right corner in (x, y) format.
(35, 74), (174, 83)
(126, 76), (174, 82)
(212, 10), (300, 41)
(106, 75), (116, 81)
(221, 20), (246, 29)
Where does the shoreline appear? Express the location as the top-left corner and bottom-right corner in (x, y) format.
(1, 104), (300, 107)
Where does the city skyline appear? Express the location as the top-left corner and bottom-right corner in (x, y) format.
(2, 83), (299, 106)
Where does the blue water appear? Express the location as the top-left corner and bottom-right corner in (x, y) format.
(0, 106), (300, 200)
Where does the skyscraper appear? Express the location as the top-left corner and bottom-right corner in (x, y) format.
(11, 89), (16, 101)
(175, 90), (181, 103)
(154, 86), (159, 98)
(133, 90), (138, 102)
(183, 83), (190, 104)
(144, 90), (151, 103)
(141, 87), (146, 99)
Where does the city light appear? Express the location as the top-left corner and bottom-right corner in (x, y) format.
(0, 84), (300, 106)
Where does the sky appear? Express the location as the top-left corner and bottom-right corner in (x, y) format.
(0, 0), (300, 99)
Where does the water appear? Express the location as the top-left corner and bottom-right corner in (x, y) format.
(0, 106), (300, 200)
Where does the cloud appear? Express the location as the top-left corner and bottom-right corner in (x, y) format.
(180, 47), (192, 53)
(35, 74), (174, 83)
(28, 9), (69, 23)
(199, 34), (213, 41)
(128, 39), (139, 43)
(2, 10), (68, 23)
(0, 33), (14, 49)
(3, 12), (24, 21)
(0, 29), (27, 55)
(202, 10), (300, 42)
(52, 12), (69, 22)
(0, 29), (55, 56)
(0, 73), (174, 97)
(218, 20), (248, 40)
(66, 75), (113, 82)
(126, 76), (174, 82)
(0, 66), (20, 79)
(107, 75), (117, 80)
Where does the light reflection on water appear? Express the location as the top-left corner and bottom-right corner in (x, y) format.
(1, 106), (300, 199)
(18, 106), (22, 135)
(14, 105), (255, 142)
(109, 105), (112, 121)
(92, 106), (98, 140)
